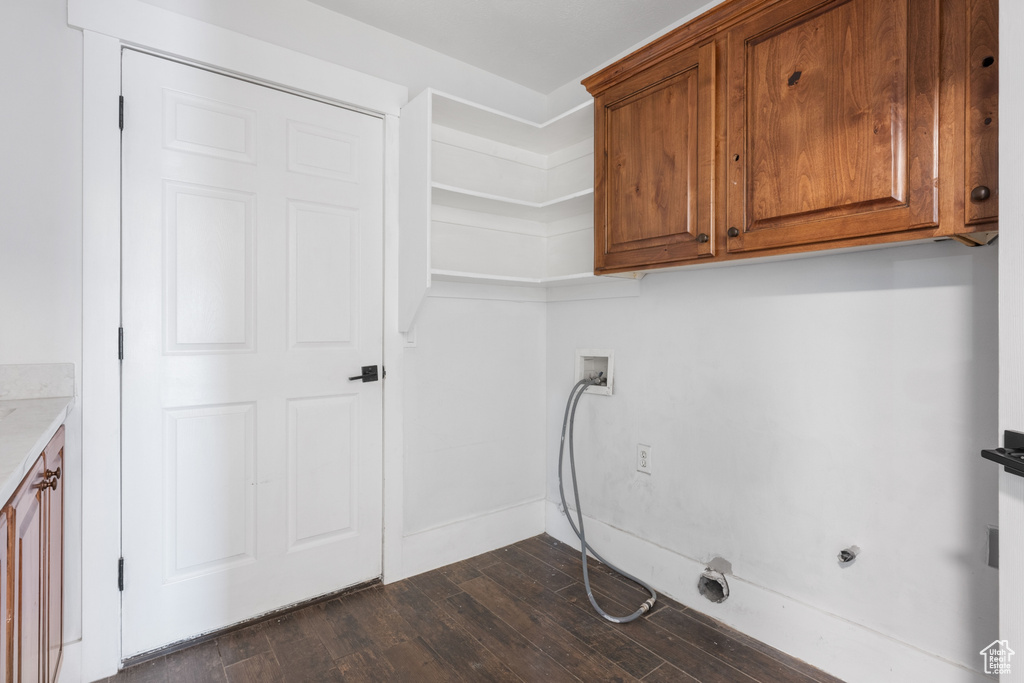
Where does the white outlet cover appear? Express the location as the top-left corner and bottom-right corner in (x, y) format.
(637, 443), (652, 474)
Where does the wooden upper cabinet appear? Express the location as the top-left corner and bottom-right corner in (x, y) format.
(593, 42), (717, 273)
(725, 0), (940, 253)
(965, 0), (998, 226)
(585, 0), (995, 272)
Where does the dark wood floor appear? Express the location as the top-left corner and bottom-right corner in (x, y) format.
(100, 534), (844, 683)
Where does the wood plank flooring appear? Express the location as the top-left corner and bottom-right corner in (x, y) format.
(100, 534), (844, 683)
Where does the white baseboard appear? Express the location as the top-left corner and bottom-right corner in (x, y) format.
(57, 640), (82, 683)
(394, 498), (545, 581)
(544, 501), (987, 683)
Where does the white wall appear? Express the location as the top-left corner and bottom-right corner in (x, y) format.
(0, 0), (84, 645)
(545, 0), (720, 117)
(114, 0), (559, 559)
(403, 294), (546, 535)
(998, 1), (1024, 675)
(544, 0), (1002, 677)
(10, 0), (1000, 679)
(67, 0), (554, 623)
(545, 241), (998, 680)
(134, 0), (549, 122)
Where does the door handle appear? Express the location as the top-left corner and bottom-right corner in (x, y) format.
(348, 365), (380, 383)
(981, 430), (1024, 477)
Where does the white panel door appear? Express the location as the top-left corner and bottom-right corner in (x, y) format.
(120, 50), (384, 657)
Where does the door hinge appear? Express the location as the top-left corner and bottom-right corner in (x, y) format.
(118, 557), (124, 591)
(119, 95), (124, 131)
(118, 327), (124, 361)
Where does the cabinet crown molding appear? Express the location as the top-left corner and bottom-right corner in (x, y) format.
(583, 0), (784, 96)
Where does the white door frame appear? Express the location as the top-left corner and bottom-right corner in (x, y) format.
(76, 1), (408, 679)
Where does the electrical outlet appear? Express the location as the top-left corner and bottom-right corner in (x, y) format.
(637, 444), (652, 474)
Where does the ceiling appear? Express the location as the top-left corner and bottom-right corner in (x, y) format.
(307, 0), (709, 93)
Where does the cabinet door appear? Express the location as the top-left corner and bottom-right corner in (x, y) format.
(595, 42), (717, 273)
(725, 0), (940, 253)
(11, 457), (45, 683)
(42, 428), (63, 683)
(965, 0), (998, 225)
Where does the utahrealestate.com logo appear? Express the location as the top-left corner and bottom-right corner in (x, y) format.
(981, 640), (1015, 675)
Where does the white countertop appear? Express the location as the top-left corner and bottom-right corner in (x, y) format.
(0, 396), (74, 505)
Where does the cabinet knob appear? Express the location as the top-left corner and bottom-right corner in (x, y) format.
(34, 478), (57, 492)
(728, 227), (740, 238)
(44, 467), (61, 481)
(696, 233), (709, 243)
(971, 186), (992, 202)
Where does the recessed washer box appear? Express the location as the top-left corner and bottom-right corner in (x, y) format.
(575, 349), (614, 396)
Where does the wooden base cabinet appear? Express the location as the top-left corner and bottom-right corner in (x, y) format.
(1, 426), (63, 683)
(584, 0), (998, 273)
(43, 431), (62, 683)
(0, 509), (7, 683)
(11, 456), (45, 683)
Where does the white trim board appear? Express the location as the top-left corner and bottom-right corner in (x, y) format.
(396, 499), (545, 581)
(76, 13), (407, 680)
(68, 0), (407, 115)
(431, 91), (593, 154)
(382, 112), (407, 589)
(80, 30), (125, 683)
(426, 278), (642, 303)
(57, 640), (82, 683)
(544, 501), (989, 683)
(432, 125), (593, 171)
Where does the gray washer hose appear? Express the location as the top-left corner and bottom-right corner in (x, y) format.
(558, 377), (657, 623)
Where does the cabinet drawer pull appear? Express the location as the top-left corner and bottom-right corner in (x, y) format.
(44, 467), (61, 481)
(971, 186), (992, 202)
(696, 233), (709, 243)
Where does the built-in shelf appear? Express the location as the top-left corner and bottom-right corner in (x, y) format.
(431, 94), (593, 155)
(431, 185), (594, 222)
(429, 270), (643, 303)
(399, 90), (633, 330)
(431, 269), (599, 287)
